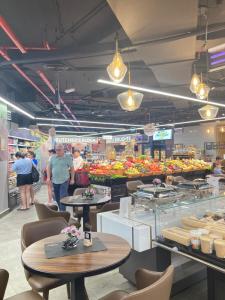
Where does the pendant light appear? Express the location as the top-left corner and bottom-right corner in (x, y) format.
(198, 96), (219, 120)
(107, 33), (127, 83)
(190, 65), (200, 93)
(117, 66), (143, 111)
(196, 74), (210, 100)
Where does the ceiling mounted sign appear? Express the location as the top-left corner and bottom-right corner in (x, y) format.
(56, 136), (98, 143)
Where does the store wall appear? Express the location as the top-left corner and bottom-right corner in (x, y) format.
(174, 122), (216, 157)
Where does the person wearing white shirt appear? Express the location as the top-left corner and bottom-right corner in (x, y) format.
(68, 149), (84, 195)
(73, 149), (84, 171)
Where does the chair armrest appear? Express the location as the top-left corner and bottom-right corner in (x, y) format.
(135, 269), (163, 290)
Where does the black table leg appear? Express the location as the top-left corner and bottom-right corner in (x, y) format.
(83, 206), (90, 231)
(71, 277), (89, 300)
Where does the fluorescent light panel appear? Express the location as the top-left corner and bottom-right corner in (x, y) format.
(36, 117), (142, 127)
(97, 79), (225, 108)
(56, 130), (95, 134)
(37, 123), (125, 130)
(83, 128), (141, 137)
(0, 96), (34, 119)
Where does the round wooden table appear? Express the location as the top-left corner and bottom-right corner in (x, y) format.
(22, 232), (131, 300)
(61, 194), (110, 231)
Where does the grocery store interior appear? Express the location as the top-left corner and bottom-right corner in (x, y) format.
(2, 1), (225, 300)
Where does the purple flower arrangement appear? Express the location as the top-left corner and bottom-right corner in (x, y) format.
(152, 178), (162, 186)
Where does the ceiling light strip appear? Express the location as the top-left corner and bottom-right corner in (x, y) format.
(37, 123), (125, 130)
(56, 130), (95, 134)
(0, 96), (34, 119)
(82, 128), (135, 137)
(97, 79), (225, 108)
(35, 117), (142, 127)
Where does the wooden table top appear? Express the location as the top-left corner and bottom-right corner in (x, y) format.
(22, 232), (131, 279)
(60, 194), (110, 207)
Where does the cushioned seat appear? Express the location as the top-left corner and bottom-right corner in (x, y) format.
(27, 275), (65, 291)
(6, 291), (42, 300)
(0, 269), (43, 300)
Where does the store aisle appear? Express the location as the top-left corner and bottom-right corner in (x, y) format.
(0, 185), (207, 300)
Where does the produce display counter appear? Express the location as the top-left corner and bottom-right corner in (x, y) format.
(90, 169), (210, 202)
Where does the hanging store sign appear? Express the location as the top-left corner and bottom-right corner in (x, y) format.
(106, 135), (134, 144)
(56, 136), (98, 144)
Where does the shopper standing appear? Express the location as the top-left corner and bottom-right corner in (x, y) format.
(12, 152), (33, 210)
(68, 149), (84, 195)
(26, 151), (38, 205)
(45, 149), (56, 204)
(47, 144), (74, 211)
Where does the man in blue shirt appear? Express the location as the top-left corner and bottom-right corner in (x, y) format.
(47, 144), (74, 211)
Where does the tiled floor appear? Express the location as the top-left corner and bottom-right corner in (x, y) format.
(0, 186), (207, 299)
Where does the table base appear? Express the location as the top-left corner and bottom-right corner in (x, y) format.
(71, 277), (88, 300)
(83, 206), (90, 231)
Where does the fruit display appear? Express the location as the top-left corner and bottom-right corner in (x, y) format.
(88, 156), (211, 179)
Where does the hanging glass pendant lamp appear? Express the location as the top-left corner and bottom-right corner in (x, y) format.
(190, 64), (200, 93)
(198, 96), (219, 120)
(196, 73), (210, 100)
(190, 73), (200, 93)
(117, 68), (143, 111)
(107, 33), (127, 83)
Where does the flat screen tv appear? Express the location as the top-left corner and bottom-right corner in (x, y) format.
(153, 129), (173, 141)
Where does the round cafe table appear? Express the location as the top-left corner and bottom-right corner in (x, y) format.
(22, 232), (131, 300)
(61, 194), (110, 231)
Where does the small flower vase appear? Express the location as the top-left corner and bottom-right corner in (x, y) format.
(62, 235), (79, 250)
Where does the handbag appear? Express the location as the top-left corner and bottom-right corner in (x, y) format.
(75, 170), (90, 187)
(32, 165), (40, 183)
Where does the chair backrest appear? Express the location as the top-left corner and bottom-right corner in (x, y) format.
(0, 269), (9, 300)
(34, 202), (58, 220)
(100, 202), (120, 213)
(125, 266), (174, 300)
(73, 188), (86, 196)
(21, 217), (68, 251)
(126, 180), (143, 193)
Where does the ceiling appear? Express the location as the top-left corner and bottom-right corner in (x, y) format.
(1, 0), (225, 133)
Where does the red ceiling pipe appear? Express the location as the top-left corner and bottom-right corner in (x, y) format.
(37, 70), (55, 94)
(0, 16), (76, 120)
(1, 46), (55, 51)
(0, 16), (26, 54)
(0, 49), (55, 106)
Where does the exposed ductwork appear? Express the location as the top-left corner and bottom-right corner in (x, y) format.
(0, 15), (77, 121)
